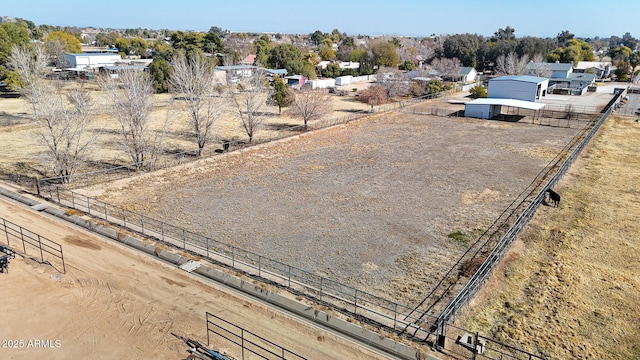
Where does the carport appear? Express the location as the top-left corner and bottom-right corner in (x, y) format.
(464, 98), (546, 120)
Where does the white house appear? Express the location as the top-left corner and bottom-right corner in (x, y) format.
(487, 75), (549, 102)
(459, 67), (478, 83)
(64, 53), (122, 71)
(574, 61), (613, 79)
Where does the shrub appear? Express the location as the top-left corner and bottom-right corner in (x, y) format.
(469, 85), (488, 98)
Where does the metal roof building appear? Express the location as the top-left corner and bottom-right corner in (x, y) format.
(488, 75), (549, 102)
(464, 98), (546, 120)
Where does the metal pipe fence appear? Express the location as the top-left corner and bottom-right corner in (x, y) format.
(432, 99), (616, 357)
(206, 312), (307, 360)
(0, 216), (66, 273)
(40, 185), (434, 340)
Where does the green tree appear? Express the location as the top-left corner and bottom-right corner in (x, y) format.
(267, 77), (294, 114)
(204, 30), (223, 54)
(45, 31), (82, 53)
(443, 34), (483, 67)
(615, 61), (631, 81)
(399, 59), (415, 71)
(425, 80), (444, 95)
(268, 43), (304, 74)
(322, 62), (341, 78)
(114, 37), (131, 55)
(130, 37), (148, 56)
(318, 43), (336, 61)
(357, 52), (375, 75)
(0, 22), (31, 78)
(371, 41), (399, 67)
(255, 34), (271, 66)
(148, 58), (171, 93)
(301, 62), (317, 80)
(95, 31), (119, 47)
(608, 45), (632, 61)
(629, 52), (640, 75)
(548, 39), (594, 64)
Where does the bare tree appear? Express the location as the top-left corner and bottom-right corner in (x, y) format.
(100, 69), (160, 169)
(495, 51), (529, 75)
(377, 68), (410, 98)
(430, 57), (462, 81)
(526, 54), (552, 78)
(290, 87), (333, 128)
(169, 50), (225, 156)
(8, 44), (51, 118)
(358, 84), (388, 111)
(9, 44), (97, 183)
(229, 70), (269, 143)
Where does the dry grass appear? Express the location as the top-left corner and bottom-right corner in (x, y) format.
(456, 115), (640, 359)
(0, 84), (371, 182)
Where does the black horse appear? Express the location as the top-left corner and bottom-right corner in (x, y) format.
(546, 188), (561, 208)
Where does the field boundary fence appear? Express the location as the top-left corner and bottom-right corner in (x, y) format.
(0, 216), (66, 273)
(206, 312), (307, 360)
(429, 91), (621, 359)
(35, 91), (445, 191)
(38, 185), (435, 341)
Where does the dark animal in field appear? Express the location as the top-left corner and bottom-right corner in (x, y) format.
(222, 139), (230, 152)
(546, 188), (561, 208)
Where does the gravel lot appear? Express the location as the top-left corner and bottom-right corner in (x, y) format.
(96, 110), (587, 306)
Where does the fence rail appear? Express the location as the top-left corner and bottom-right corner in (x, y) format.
(0, 216), (66, 273)
(206, 312), (307, 360)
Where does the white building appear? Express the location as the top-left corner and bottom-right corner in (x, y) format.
(464, 98), (545, 119)
(487, 75), (549, 102)
(64, 53), (122, 71)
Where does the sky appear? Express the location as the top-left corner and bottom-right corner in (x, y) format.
(3, 0), (640, 39)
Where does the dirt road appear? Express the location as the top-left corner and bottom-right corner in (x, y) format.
(0, 195), (392, 360)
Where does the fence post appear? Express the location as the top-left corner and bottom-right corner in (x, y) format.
(394, 303), (398, 329)
(182, 229), (186, 249)
(288, 265), (291, 288)
(258, 256), (261, 277)
(3, 218), (9, 246)
(37, 234), (44, 263)
(140, 215), (144, 234)
(19, 227), (26, 253)
(354, 289), (358, 313)
(206, 237), (209, 257)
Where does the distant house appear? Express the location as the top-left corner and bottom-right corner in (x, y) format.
(526, 62), (573, 79)
(574, 61), (613, 79)
(525, 61), (595, 94)
(459, 67), (478, 83)
(217, 64), (256, 79)
(487, 75), (549, 102)
(240, 54), (256, 65)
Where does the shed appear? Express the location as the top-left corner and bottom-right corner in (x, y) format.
(464, 98), (546, 119)
(285, 75), (306, 87)
(335, 75), (353, 86)
(64, 53), (122, 70)
(488, 75), (549, 102)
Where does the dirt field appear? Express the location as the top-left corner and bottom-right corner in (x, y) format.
(456, 114), (640, 359)
(0, 195), (391, 360)
(88, 110), (585, 306)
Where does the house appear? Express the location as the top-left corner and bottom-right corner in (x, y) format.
(217, 64), (257, 79)
(487, 75), (549, 102)
(574, 61), (613, 79)
(525, 62), (573, 79)
(240, 54), (256, 65)
(459, 67), (478, 83)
